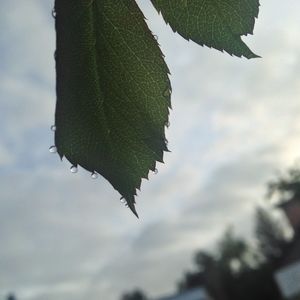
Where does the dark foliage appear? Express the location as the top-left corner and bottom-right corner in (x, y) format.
(255, 207), (289, 262)
(121, 289), (148, 300)
(6, 294), (16, 300)
(268, 167), (300, 201)
(178, 227), (283, 300)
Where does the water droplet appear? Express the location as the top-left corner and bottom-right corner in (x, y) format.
(165, 121), (170, 128)
(120, 197), (126, 204)
(51, 8), (56, 18)
(49, 145), (57, 153)
(154, 35), (158, 41)
(70, 166), (78, 173)
(91, 172), (98, 179)
(50, 125), (56, 132)
(154, 168), (158, 175)
(125, 203), (129, 208)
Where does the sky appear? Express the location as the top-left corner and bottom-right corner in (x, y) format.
(0, 1), (300, 300)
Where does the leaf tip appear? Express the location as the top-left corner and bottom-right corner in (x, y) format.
(129, 203), (139, 218)
(246, 52), (261, 59)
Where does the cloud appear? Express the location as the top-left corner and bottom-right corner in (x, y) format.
(1, 1), (300, 300)
(0, 166), (140, 298)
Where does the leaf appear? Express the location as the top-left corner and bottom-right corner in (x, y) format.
(151, 0), (260, 58)
(54, 0), (171, 217)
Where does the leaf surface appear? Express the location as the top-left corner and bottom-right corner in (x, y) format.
(54, 0), (171, 216)
(151, 0), (260, 58)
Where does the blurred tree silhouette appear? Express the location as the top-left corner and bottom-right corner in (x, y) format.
(6, 294), (16, 300)
(268, 167), (300, 201)
(177, 169), (300, 299)
(121, 289), (148, 300)
(122, 167), (300, 300)
(255, 207), (289, 262)
(179, 227), (282, 300)
(178, 270), (205, 291)
(217, 228), (252, 272)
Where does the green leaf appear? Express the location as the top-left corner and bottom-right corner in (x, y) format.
(54, 0), (171, 216)
(151, 0), (260, 58)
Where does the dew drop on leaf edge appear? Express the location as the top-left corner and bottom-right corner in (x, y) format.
(50, 125), (56, 132)
(70, 165), (78, 173)
(49, 145), (57, 153)
(52, 9), (56, 18)
(91, 172), (98, 179)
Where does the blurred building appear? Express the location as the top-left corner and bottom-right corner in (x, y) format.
(156, 287), (212, 300)
(275, 197), (300, 299)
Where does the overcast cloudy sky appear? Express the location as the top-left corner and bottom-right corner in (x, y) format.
(1, 1), (300, 300)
